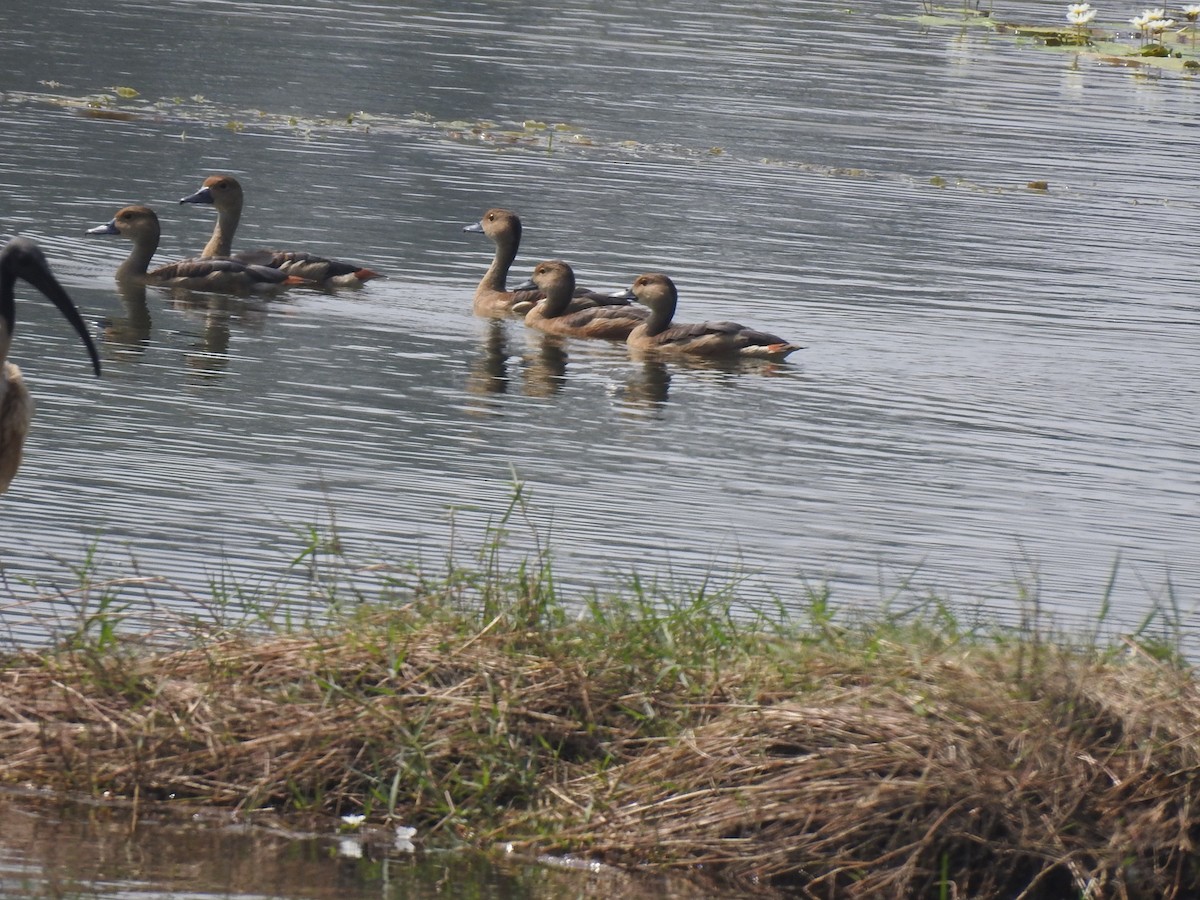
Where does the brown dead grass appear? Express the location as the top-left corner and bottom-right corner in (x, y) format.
(0, 602), (1197, 899)
(548, 650), (1200, 898)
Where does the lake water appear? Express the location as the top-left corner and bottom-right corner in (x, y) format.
(0, 789), (707, 899)
(0, 0), (1198, 891)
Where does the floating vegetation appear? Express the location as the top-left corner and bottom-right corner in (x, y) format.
(911, 2), (1200, 75)
(4, 83), (1043, 197)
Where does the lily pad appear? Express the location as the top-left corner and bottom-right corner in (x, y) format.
(905, 4), (1200, 75)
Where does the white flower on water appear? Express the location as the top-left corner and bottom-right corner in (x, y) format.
(1147, 17), (1175, 31)
(1068, 6), (1097, 25)
(1130, 14), (1148, 29)
(340, 813), (366, 829)
(1184, 3), (1200, 19)
(1067, 2), (1093, 14)
(1143, 7), (1165, 20)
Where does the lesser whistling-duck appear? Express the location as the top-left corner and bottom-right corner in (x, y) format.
(179, 174), (380, 288)
(625, 273), (801, 361)
(515, 259), (648, 340)
(0, 238), (101, 493)
(463, 207), (629, 316)
(88, 206), (304, 291)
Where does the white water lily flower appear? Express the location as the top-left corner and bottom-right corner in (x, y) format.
(1147, 17), (1175, 31)
(1067, 2), (1092, 13)
(1143, 7), (1165, 19)
(1184, 4), (1200, 17)
(1068, 7), (1097, 24)
(1130, 14), (1148, 28)
(340, 813), (366, 828)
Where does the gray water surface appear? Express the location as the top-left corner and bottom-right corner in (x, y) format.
(2, 2), (1196, 646)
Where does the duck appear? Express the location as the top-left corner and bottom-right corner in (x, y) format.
(0, 238), (101, 493)
(87, 206), (304, 291)
(179, 174), (381, 287)
(463, 208), (629, 316)
(625, 273), (801, 360)
(515, 259), (648, 340)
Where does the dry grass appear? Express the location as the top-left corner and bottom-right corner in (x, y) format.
(546, 646), (1200, 898)
(0, 586), (1197, 898)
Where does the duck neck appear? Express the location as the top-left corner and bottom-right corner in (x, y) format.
(643, 295), (676, 336)
(540, 277), (574, 318)
(479, 229), (519, 292)
(202, 205), (240, 258)
(117, 232), (159, 280)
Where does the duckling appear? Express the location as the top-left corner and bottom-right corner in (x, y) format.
(0, 238), (101, 492)
(463, 208), (629, 316)
(179, 174), (381, 287)
(87, 206), (303, 291)
(626, 273), (800, 360)
(515, 260), (648, 340)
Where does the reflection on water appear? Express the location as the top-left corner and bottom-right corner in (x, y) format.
(468, 318), (513, 397)
(97, 281), (151, 352)
(523, 333), (569, 398)
(467, 323), (571, 401)
(0, 790), (707, 900)
(619, 359), (672, 412)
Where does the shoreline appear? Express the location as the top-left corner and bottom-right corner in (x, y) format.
(1, 553), (1195, 898)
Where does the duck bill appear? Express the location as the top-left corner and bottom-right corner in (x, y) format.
(22, 264), (102, 377)
(86, 220), (119, 236)
(512, 279), (537, 292)
(179, 186), (214, 205)
(462, 221), (484, 234)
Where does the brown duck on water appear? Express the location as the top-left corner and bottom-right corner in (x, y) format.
(179, 174), (381, 288)
(625, 272), (801, 361)
(515, 259), (648, 341)
(87, 205), (305, 291)
(463, 207), (629, 316)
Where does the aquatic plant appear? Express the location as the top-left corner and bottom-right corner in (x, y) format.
(1184, 3), (1200, 43)
(913, 1), (1200, 75)
(1066, 2), (1097, 42)
(1130, 11), (1150, 41)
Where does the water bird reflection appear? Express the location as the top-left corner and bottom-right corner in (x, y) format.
(466, 319), (569, 401)
(98, 280), (152, 353)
